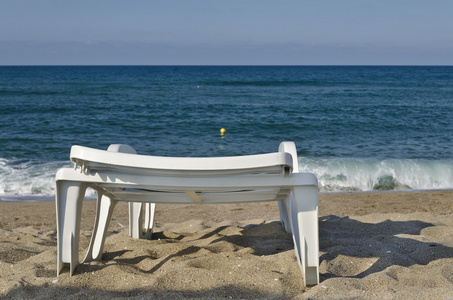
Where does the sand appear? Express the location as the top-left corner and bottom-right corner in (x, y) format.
(1, 190), (453, 299)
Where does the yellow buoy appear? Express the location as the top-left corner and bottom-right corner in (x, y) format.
(220, 128), (226, 135)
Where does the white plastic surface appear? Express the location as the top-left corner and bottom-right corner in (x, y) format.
(55, 141), (319, 286)
(70, 145), (293, 172)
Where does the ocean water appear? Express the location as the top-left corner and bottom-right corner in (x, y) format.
(1, 66), (452, 200)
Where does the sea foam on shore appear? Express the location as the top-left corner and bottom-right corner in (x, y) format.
(1, 156), (453, 201)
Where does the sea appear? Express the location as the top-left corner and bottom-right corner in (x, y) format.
(1, 66), (452, 201)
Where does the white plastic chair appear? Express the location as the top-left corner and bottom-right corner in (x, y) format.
(55, 141), (319, 286)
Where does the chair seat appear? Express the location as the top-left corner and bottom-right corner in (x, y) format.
(71, 145), (294, 176)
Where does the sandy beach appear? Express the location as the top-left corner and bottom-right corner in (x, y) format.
(1, 190), (453, 299)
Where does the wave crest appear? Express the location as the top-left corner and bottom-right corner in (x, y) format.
(1, 157), (452, 200)
(0, 158), (66, 198)
(299, 157), (453, 192)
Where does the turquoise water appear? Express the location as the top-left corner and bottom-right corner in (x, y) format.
(1, 66), (452, 198)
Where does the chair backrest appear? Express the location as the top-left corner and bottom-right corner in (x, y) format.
(70, 145), (294, 177)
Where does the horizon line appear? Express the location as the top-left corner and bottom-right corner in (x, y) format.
(1, 64), (453, 67)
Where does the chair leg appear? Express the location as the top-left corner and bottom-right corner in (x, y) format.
(143, 203), (155, 239)
(129, 202), (142, 238)
(129, 202), (155, 239)
(278, 200), (292, 233)
(107, 144), (156, 239)
(290, 185), (319, 286)
(83, 193), (118, 263)
(56, 180), (87, 276)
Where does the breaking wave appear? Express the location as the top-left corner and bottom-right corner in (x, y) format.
(1, 156), (453, 201)
(300, 157), (453, 192)
(0, 158), (68, 201)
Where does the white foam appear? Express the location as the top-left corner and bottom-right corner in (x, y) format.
(1, 156), (452, 201)
(0, 158), (68, 198)
(299, 157), (453, 192)
(0, 158), (111, 201)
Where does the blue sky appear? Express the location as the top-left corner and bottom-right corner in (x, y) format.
(1, 0), (453, 65)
